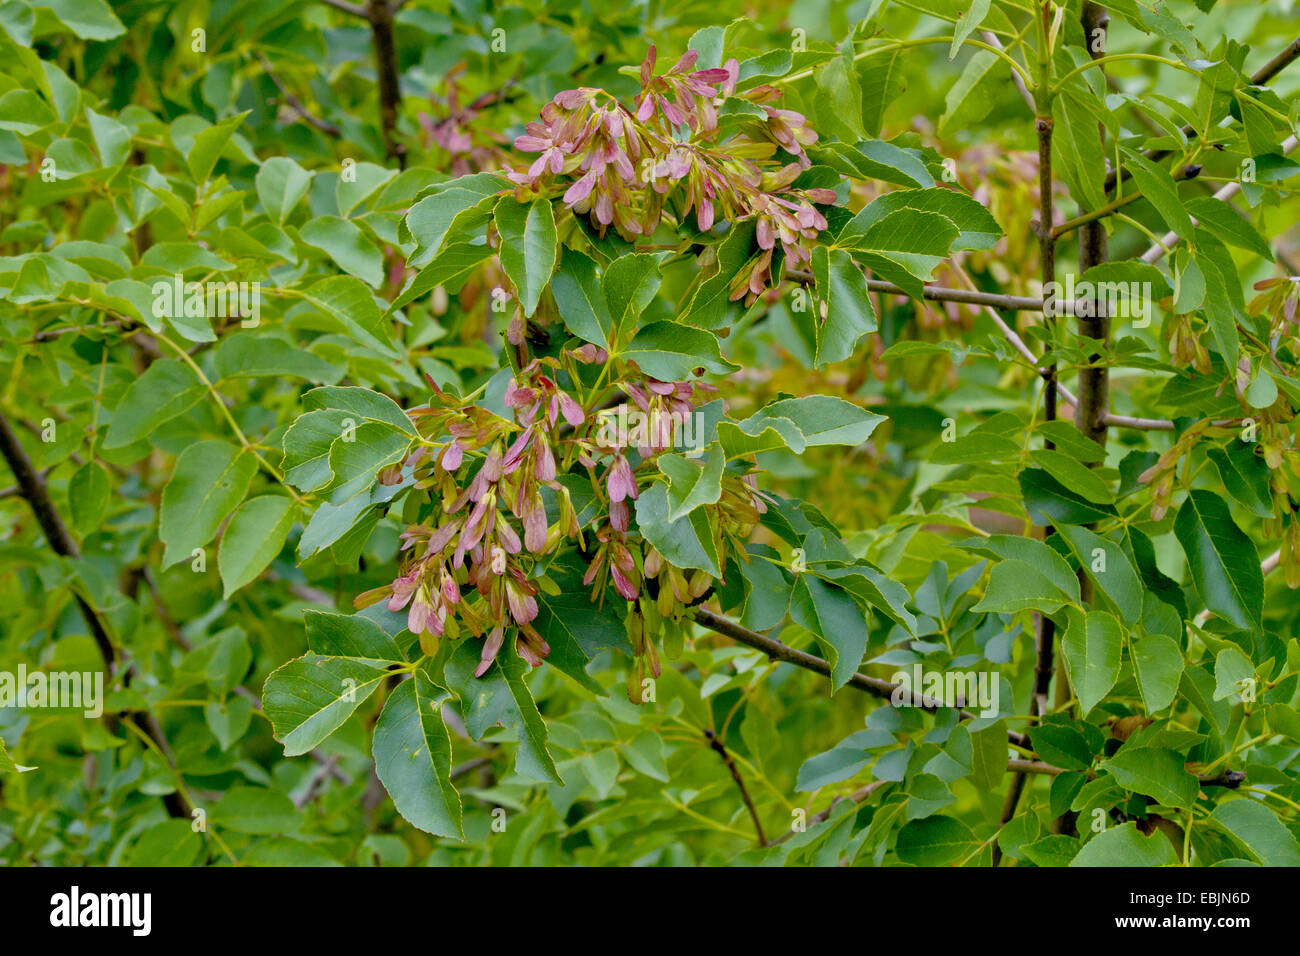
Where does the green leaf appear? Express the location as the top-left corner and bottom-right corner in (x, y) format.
(124, 820), (202, 866)
(243, 838), (341, 867)
(205, 697), (253, 749)
(972, 559), (1072, 615)
(186, 112), (247, 184)
(1070, 822), (1179, 866)
(1173, 490), (1263, 632)
(103, 358), (204, 449)
(602, 253), (662, 342)
(1213, 646), (1256, 702)
(296, 275), (398, 358)
(895, 815), (977, 865)
(1132, 635), (1184, 713)
(1100, 747), (1199, 809)
(300, 216), (384, 288)
(405, 185), (501, 264)
(213, 334), (341, 383)
(38, 0), (125, 41)
(533, 579), (628, 695)
(939, 50), (999, 136)
(1055, 525), (1143, 620)
(622, 322), (737, 381)
(320, 421), (410, 502)
(957, 535), (1079, 604)
(1028, 723), (1094, 771)
(795, 730), (874, 790)
(68, 461), (110, 536)
(304, 610), (406, 663)
(0, 737), (33, 773)
(970, 720), (1007, 791)
(1022, 833), (1079, 867)
(811, 563), (917, 636)
(660, 447), (724, 521)
(445, 641), (562, 785)
(1029, 449), (1114, 504)
(932, 432), (1021, 464)
(390, 242), (494, 311)
(1062, 610), (1123, 716)
(212, 786), (299, 835)
(1210, 798), (1300, 866)
(494, 197), (557, 317)
(373, 669), (464, 838)
(634, 483), (720, 576)
(218, 495), (296, 598)
(256, 156), (314, 224)
(282, 409), (350, 492)
(302, 385), (415, 436)
(950, 0), (992, 58)
(790, 575), (867, 692)
(1185, 197), (1272, 261)
(550, 247), (612, 349)
(336, 161), (397, 217)
(159, 440), (257, 569)
(263, 653), (388, 756)
(1020, 468), (1117, 526)
(1125, 151), (1196, 241)
(843, 208), (960, 282)
(753, 396), (885, 447)
(1206, 442), (1272, 519)
(842, 187), (1002, 252)
(1053, 88), (1107, 213)
(809, 246), (877, 365)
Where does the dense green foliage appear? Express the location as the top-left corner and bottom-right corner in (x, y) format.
(2, 0), (1300, 868)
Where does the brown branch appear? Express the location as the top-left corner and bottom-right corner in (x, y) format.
(0, 409), (116, 667)
(255, 51), (342, 138)
(294, 754), (342, 809)
(767, 779), (888, 847)
(367, 0), (406, 168)
(787, 268), (1049, 311)
(0, 408), (192, 818)
(691, 608), (1034, 750)
(704, 729), (767, 845)
(1067, 2), (1111, 730)
(1031, 105), (1058, 720)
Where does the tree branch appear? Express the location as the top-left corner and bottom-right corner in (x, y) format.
(367, 0), (406, 167)
(787, 268), (1051, 311)
(691, 607), (1033, 750)
(255, 51), (342, 138)
(0, 408), (116, 667)
(766, 780), (888, 847)
(704, 729), (767, 845)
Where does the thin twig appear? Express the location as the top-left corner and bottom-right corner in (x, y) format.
(766, 780), (888, 846)
(704, 729), (767, 845)
(692, 608), (1034, 750)
(255, 51), (342, 138)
